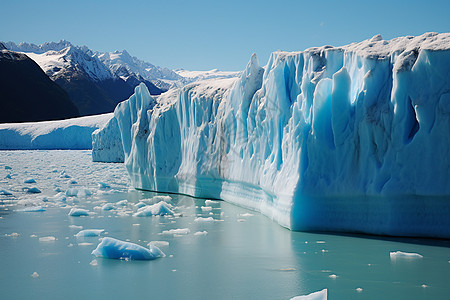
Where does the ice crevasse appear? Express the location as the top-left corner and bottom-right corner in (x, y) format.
(94, 33), (450, 238)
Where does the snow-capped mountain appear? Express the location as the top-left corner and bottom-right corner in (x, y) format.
(174, 68), (241, 83)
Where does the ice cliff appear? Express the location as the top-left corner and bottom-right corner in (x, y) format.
(94, 33), (450, 238)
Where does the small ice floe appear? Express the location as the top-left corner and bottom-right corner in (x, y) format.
(356, 288), (363, 292)
(68, 208), (90, 217)
(78, 242), (94, 246)
(4, 174), (12, 179)
(66, 188), (92, 197)
(67, 179), (77, 185)
(24, 187), (41, 194)
(134, 202), (147, 209)
(201, 206), (213, 212)
(90, 259), (98, 266)
(237, 219), (246, 222)
(421, 284), (428, 288)
(0, 188), (13, 195)
(133, 201), (174, 217)
(390, 251), (423, 260)
(75, 229), (105, 237)
(51, 192), (67, 202)
(290, 289), (327, 299)
(239, 213), (254, 217)
(5, 232), (19, 238)
(92, 237), (165, 260)
(194, 217), (214, 222)
(30, 234), (37, 238)
(31, 272), (39, 278)
(69, 225), (83, 230)
(98, 182), (110, 189)
(23, 178), (36, 184)
(115, 200), (128, 206)
(101, 203), (116, 211)
(148, 241), (169, 247)
(204, 200), (219, 206)
(160, 228), (190, 236)
(194, 231), (208, 236)
(17, 206), (46, 212)
(59, 171), (70, 178)
(5, 166), (12, 170)
(329, 274), (338, 279)
(39, 236), (56, 242)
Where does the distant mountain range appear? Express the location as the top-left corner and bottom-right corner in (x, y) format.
(0, 40), (240, 122)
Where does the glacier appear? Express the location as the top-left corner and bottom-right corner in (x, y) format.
(0, 113), (113, 150)
(94, 33), (450, 238)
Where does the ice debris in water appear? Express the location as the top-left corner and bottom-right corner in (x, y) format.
(98, 182), (110, 189)
(115, 199), (128, 206)
(148, 241), (169, 247)
(390, 251), (423, 259)
(160, 228), (190, 236)
(291, 289), (327, 300)
(66, 188), (92, 197)
(5, 232), (19, 238)
(201, 206), (213, 212)
(68, 208), (90, 217)
(90, 259), (98, 266)
(75, 229), (105, 237)
(17, 206), (46, 212)
(23, 178), (36, 184)
(204, 200), (219, 206)
(0, 188), (13, 195)
(133, 201), (174, 217)
(31, 272), (39, 278)
(194, 231), (208, 236)
(39, 236), (56, 242)
(69, 225), (83, 230)
(101, 203), (116, 211)
(92, 237), (165, 260)
(194, 217), (214, 222)
(24, 187), (41, 194)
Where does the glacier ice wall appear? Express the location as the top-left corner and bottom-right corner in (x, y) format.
(108, 33), (450, 238)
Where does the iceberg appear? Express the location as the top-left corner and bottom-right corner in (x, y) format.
(92, 237), (165, 260)
(97, 33), (450, 238)
(133, 201), (174, 217)
(75, 229), (105, 237)
(291, 289), (327, 300)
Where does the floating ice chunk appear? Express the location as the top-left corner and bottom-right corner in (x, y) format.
(75, 229), (105, 237)
(148, 241), (169, 247)
(115, 199), (128, 206)
(328, 274), (338, 279)
(69, 225), (83, 230)
(390, 251), (423, 259)
(59, 171), (70, 178)
(4, 174), (12, 179)
(68, 208), (90, 217)
(291, 289), (327, 300)
(98, 182), (110, 189)
(194, 217), (214, 222)
(25, 187), (41, 194)
(134, 202), (147, 209)
(133, 201), (174, 217)
(78, 242), (94, 246)
(5, 232), (19, 237)
(23, 178), (36, 184)
(39, 236), (56, 242)
(66, 188), (92, 197)
(51, 192), (67, 202)
(31, 272), (39, 278)
(201, 206), (213, 212)
(90, 259), (98, 266)
(204, 200), (219, 206)
(161, 228), (190, 235)
(239, 213), (254, 217)
(101, 203), (116, 211)
(17, 206), (46, 212)
(194, 231), (208, 236)
(0, 188), (12, 195)
(356, 288), (363, 292)
(67, 179), (77, 185)
(92, 237), (165, 260)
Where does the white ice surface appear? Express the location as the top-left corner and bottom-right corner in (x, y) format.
(291, 289), (327, 300)
(0, 114), (113, 150)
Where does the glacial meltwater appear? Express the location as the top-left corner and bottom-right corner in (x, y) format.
(0, 151), (449, 299)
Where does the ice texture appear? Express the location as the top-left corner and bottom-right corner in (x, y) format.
(68, 208), (90, 217)
(91, 237), (165, 260)
(99, 33), (450, 238)
(390, 251), (423, 259)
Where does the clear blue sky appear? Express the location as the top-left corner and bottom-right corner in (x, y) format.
(2, 0), (449, 71)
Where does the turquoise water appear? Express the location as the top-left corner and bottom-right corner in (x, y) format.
(0, 151), (449, 299)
